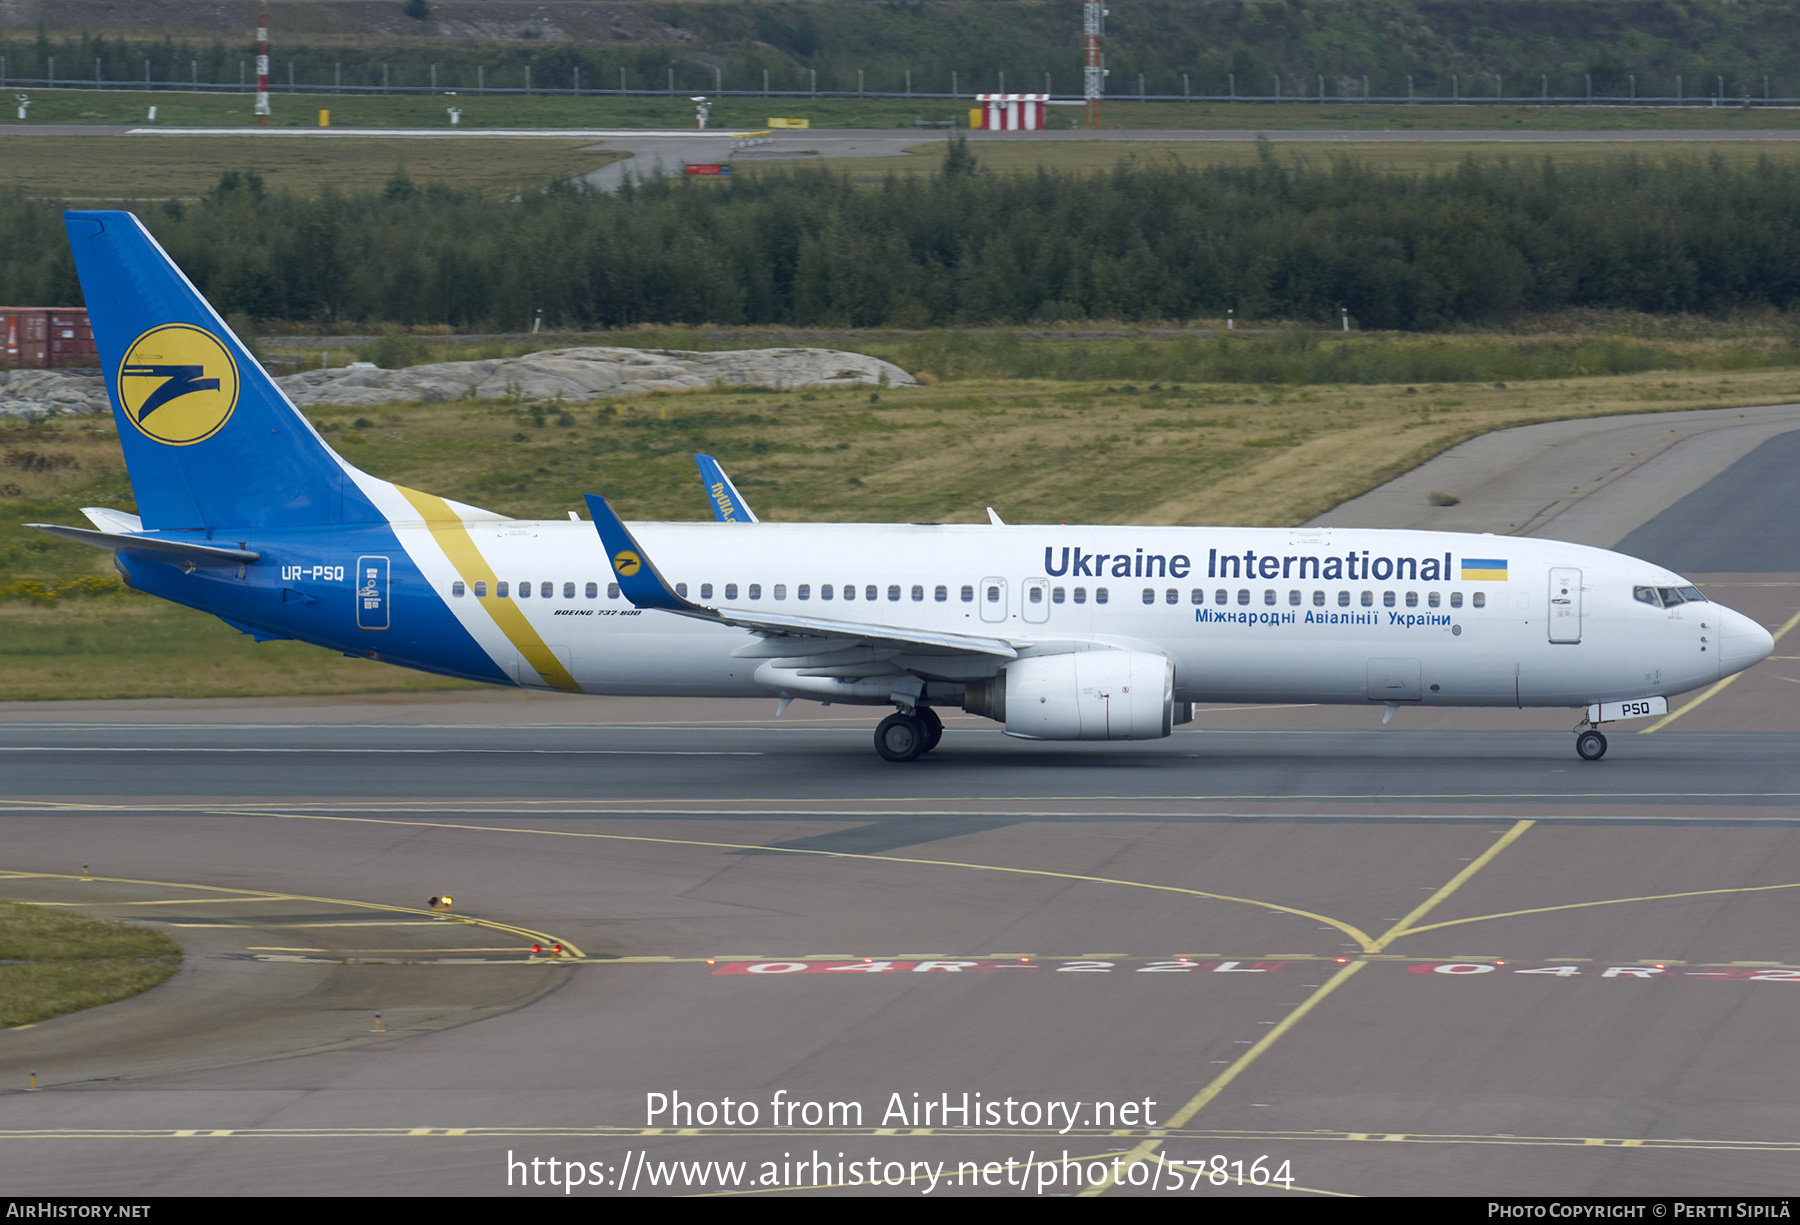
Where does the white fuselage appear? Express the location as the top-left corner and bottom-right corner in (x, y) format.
(399, 519), (1763, 710)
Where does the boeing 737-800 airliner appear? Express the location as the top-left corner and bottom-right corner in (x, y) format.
(33, 211), (1776, 762)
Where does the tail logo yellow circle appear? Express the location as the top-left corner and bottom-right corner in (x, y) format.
(613, 550), (642, 577)
(117, 324), (240, 446)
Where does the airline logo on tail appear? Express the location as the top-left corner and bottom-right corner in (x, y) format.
(117, 323), (240, 445)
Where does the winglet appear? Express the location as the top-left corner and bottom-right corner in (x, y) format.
(583, 494), (710, 615)
(695, 453), (759, 523)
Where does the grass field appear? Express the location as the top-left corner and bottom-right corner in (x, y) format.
(751, 136), (1800, 182)
(7, 357), (1800, 700)
(8, 128), (1798, 205)
(5, 87), (1800, 132)
(0, 133), (620, 198)
(0, 897), (182, 1028)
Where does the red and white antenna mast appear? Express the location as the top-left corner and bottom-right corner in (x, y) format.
(1083, 1), (1105, 129)
(254, 5), (271, 125)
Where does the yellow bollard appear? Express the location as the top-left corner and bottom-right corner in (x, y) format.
(319, 109), (330, 127)
(373, 1012), (383, 1032)
(29, 1071), (37, 1091)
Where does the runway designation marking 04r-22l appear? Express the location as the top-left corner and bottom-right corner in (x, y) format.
(705, 958), (1800, 980)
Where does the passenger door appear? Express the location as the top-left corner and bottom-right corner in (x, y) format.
(1548, 567), (1582, 644)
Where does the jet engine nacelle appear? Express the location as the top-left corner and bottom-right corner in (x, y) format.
(965, 649), (1175, 740)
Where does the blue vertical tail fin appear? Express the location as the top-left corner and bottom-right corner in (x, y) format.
(63, 210), (382, 531)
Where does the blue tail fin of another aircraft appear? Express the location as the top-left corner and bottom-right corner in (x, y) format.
(63, 210), (382, 531)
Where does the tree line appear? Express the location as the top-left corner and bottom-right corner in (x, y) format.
(8, 148), (1800, 332)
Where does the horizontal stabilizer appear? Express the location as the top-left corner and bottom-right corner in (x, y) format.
(26, 523), (259, 566)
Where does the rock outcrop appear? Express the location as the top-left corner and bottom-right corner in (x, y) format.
(0, 346), (916, 419)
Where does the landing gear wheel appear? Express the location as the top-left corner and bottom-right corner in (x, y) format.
(1575, 730), (1609, 761)
(874, 712), (927, 762)
(916, 706), (944, 753)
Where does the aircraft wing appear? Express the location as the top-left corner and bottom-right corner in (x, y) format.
(582, 494), (1017, 662)
(695, 453), (759, 523)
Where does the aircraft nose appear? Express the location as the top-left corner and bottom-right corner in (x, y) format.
(1718, 605), (1775, 678)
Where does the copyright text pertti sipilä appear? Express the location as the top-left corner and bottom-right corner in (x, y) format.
(646, 1089), (1158, 1132)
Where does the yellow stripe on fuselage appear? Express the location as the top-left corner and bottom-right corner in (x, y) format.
(1460, 568), (1509, 581)
(394, 486), (582, 693)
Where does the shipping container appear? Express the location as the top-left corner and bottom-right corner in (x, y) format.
(0, 307), (96, 368)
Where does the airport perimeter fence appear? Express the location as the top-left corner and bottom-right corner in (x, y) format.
(1, 60), (1798, 108)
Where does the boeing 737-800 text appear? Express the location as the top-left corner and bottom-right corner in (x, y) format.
(33, 211), (1776, 762)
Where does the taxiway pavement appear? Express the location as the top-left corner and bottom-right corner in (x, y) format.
(2, 403), (1798, 1196)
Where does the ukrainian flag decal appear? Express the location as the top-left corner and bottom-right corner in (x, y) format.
(117, 323), (241, 446)
(1461, 558), (1509, 581)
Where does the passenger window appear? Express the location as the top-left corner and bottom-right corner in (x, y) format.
(700, 583), (713, 600)
(607, 582), (619, 599)
(890, 585), (904, 601)
(866, 585), (878, 601)
(585, 581), (598, 598)
(986, 585), (1000, 603)
(1449, 591), (1462, 608)
(1382, 591), (1395, 607)
(1288, 590), (1301, 606)
(452, 581), (465, 597)
(1054, 587), (1067, 604)
(774, 584), (787, 600)
(1141, 588), (1155, 605)
(820, 584), (833, 600)
(1215, 589), (1227, 605)
(1337, 590), (1350, 607)
(1404, 591), (1417, 607)
(1095, 587), (1109, 604)
(497, 581), (510, 598)
(798, 584), (810, 600)
(1427, 591), (1439, 608)
(1472, 591), (1486, 608)
(1073, 587), (1087, 604)
(748, 583), (761, 599)
(675, 583), (687, 598)
(1313, 591), (1325, 606)
(961, 585), (974, 602)
(474, 581), (487, 597)
(1263, 589), (1276, 605)
(563, 582), (575, 599)
(1237, 589), (1250, 605)
(1191, 589), (1204, 604)
(518, 581), (530, 598)
(541, 582), (553, 598)
(1361, 591), (1373, 607)
(1033, 587), (1046, 604)
(1166, 588), (1179, 605)
(725, 583), (737, 600)
(932, 585), (945, 602)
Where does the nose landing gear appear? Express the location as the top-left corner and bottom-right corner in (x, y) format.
(874, 706), (943, 762)
(1575, 728), (1609, 761)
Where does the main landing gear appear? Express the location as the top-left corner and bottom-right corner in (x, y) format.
(874, 706), (943, 763)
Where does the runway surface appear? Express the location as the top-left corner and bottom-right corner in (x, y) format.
(3, 404), (1799, 1197)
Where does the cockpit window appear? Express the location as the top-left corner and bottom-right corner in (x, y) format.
(1636, 585), (1708, 608)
